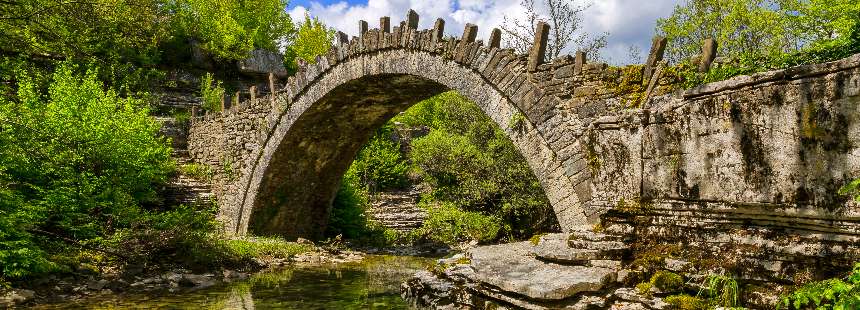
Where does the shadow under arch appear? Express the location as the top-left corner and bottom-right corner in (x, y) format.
(234, 49), (589, 239)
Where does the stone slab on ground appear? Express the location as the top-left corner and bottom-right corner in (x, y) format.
(467, 242), (617, 300)
(532, 233), (629, 263)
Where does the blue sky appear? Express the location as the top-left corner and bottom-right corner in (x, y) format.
(286, 0), (683, 64)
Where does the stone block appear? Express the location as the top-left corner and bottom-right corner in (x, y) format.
(528, 21), (550, 72)
(489, 28), (502, 48)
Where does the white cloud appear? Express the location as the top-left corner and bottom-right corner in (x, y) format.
(290, 0), (682, 64)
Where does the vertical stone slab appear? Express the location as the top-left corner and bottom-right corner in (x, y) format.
(268, 72), (276, 95)
(461, 23), (478, 42)
(191, 106), (198, 118)
(528, 21), (549, 72)
(249, 86), (257, 101)
(380, 16), (390, 33)
(574, 50), (587, 75)
(359, 20), (368, 35)
(432, 18), (445, 46)
(220, 93), (227, 112)
(699, 38), (717, 73)
(406, 9), (419, 30)
(489, 28), (501, 48)
(233, 91), (240, 109)
(644, 36), (667, 80)
(455, 23), (478, 62)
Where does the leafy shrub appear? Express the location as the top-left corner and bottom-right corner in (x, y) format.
(348, 125), (410, 192)
(0, 63), (173, 281)
(200, 73), (225, 112)
(779, 262), (860, 310)
(327, 170), (370, 239)
(677, 11), (860, 88)
(840, 179), (860, 202)
(404, 92), (558, 239)
(413, 203), (505, 244)
(170, 0), (295, 60)
(284, 14), (335, 73)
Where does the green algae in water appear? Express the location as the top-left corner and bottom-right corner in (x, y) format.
(35, 255), (433, 310)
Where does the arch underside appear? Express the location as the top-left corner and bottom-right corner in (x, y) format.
(235, 50), (588, 239)
(248, 74), (447, 237)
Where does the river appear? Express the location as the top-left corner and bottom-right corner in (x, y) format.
(33, 255), (433, 309)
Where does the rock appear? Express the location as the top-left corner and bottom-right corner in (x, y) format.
(179, 274), (217, 289)
(1, 289), (35, 307)
(609, 301), (649, 310)
(401, 271), (460, 309)
(87, 279), (109, 290)
(664, 258), (693, 273)
(237, 49), (288, 77)
(613, 288), (670, 309)
(532, 234), (628, 263)
(589, 260), (622, 269)
(296, 237), (315, 246)
(223, 269), (249, 281)
(570, 295), (609, 310)
(467, 242), (616, 300)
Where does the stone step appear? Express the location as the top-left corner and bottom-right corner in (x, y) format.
(532, 234), (628, 264)
(568, 229), (627, 243)
(466, 242), (617, 301)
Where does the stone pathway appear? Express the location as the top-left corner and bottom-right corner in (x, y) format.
(366, 189), (427, 232)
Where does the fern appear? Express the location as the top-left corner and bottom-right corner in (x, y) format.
(839, 178), (860, 202)
(779, 263), (860, 309)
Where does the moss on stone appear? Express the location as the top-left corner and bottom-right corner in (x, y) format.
(529, 233), (546, 246)
(651, 270), (685, 292)
(665, 294), (708, 310)
(636, 282), (654, 295)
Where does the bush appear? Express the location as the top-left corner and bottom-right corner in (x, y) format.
(779, 263), (860, 310)
(200, 73), (225, 112)
(0, 63), (173, 282)
(413, 203), (506, 244)
(404, 92), (558, 239)
(840, 179), (860, 202)
(348, 125), (410, 192)
(677, 12), (860, 88)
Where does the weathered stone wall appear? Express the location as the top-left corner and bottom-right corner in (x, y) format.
(188, 11), (860, 272)
(587, 56), (860, 282)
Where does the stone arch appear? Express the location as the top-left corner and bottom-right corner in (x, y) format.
(235, 49), (587, 239)
(188, 16), (596, 239)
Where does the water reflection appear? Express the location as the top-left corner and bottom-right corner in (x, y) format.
(36, 255), (432, 310)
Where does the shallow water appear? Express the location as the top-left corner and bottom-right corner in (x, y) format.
(36, 255), (432, 309)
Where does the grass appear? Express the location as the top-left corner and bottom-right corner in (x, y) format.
(178, 163), (213, 182)
(699, 274), (740, 308)
(221, 237), (315, 262)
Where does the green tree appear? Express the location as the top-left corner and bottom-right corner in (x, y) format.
(656, 0), (860, 62)
(284, 14), (335, 73)
(402, 92), (558, 239)
(170, 0), (296, 60)
(0, 63), (173, 282)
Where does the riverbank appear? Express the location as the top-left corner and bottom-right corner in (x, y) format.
(0, 240), (451, 308)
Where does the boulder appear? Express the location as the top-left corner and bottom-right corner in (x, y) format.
(467, 242), (616, 300)
(238, 49), (289, 77)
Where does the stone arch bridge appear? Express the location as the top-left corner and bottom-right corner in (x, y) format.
(189, 10), (860, 271)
